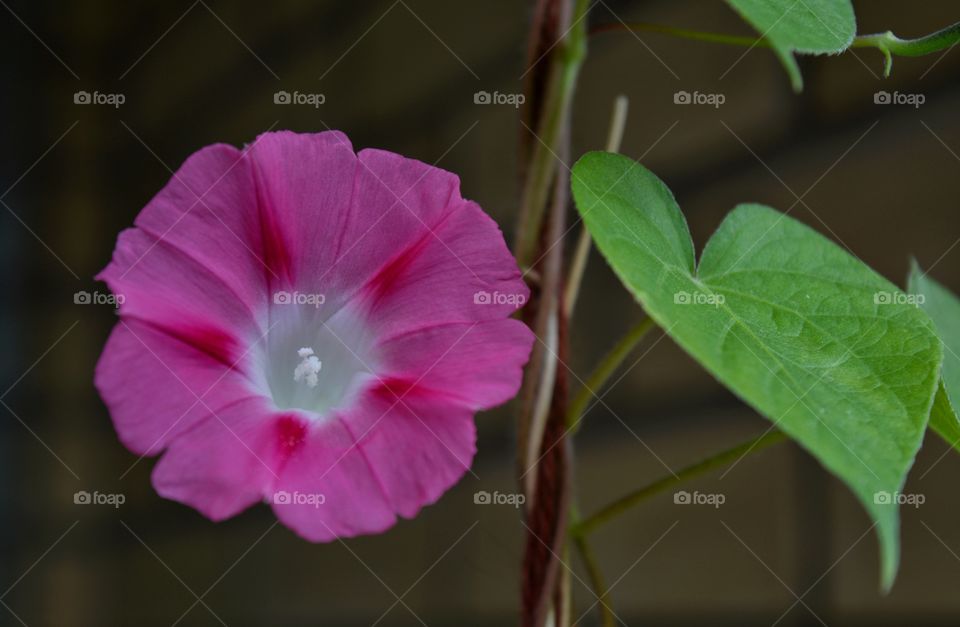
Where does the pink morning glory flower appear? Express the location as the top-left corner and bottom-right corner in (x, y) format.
(95, 130), (533, 541)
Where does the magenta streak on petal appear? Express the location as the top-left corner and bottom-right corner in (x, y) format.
(370, 376), (440, 405)
(251, 157), (295, 289)
(173, 325), (237, 367)
(271, 414), (309, 479)
(371, 374), (472, 410)
(125, 316), (241, 373)
(274, 414), (307, 455)
(360, 213), (449, 308)
(129, 225), (265, 330)
(327, 205), (460, 326)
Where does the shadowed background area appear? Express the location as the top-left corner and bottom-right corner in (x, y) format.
(2, 0), (959, 625)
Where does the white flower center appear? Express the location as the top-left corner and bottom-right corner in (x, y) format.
(262, 301), (380, 419)
(293, 347), (322, 388)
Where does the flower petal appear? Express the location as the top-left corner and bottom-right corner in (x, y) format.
(247, 132), (462, 311)
(246, 130), (358, 292)
(152, 397), (287, 521)
(100, 227), (265, 342)
(343, 384), (478, 519)
(270, 417), (396, 541)
(376, 320), (534, 410)
(94, 318), (257, 456)
(356, 200), (530, 339)
(100, 143), (273, 334)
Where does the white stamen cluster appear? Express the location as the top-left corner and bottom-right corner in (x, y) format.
(293, 347), (322, 388)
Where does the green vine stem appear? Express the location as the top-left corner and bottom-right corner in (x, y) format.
(591, 19), (960, 77)
(573, 429), (788, 536)
(514, 0), (591, 268)
(566, 316), (656, 431)
(564, 95), (629, 320)
(570, 516), (615, 627)
(591, 21), (765, 47)
(852, 22), (960, 75)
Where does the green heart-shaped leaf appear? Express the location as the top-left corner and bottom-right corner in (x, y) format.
(571, 151), (942, 589)
(724, 0), (856, 90)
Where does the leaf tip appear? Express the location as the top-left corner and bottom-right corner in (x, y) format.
(875, 510), (901, 594)
(907, 257), (921, 285)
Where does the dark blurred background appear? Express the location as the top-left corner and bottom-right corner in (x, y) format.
(2, 0), (959, 625)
